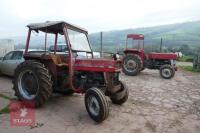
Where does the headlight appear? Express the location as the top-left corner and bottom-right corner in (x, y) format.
(116, 54), (120, 59)
(113, 54), (120, 60)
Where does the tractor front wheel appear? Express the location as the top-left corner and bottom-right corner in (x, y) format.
(85, 87), (109, 123)
(160, 64), (175, 79)
(110, 81), (128, 105)
(122, 54), (142, 76)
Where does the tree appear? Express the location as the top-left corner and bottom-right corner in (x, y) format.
(179, 44), (193, 56)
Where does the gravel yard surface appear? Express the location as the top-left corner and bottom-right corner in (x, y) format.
(0, 69), (200, 133)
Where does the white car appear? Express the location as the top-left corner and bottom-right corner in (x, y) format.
(0, 49), (44, 76)
(0, 50), (24, 76)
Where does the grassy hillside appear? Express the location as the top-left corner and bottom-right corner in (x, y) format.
(6, 20), (200, 55)
(89, 21), (200, 52)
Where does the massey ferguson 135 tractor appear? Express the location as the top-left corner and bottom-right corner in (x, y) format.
(122, 34), (177, 79)
(13, 21), (128, 123)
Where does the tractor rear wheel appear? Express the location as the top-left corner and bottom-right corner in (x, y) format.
(13, 60), (53, 107)
(160, 64), (175, 79)
(110, 81), (128, 105)
(122, 54), (142, 76)
(85, 87), (109, 123)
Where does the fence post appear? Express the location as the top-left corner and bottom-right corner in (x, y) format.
(100, 32), (103, 57)
(160, 38), (163, 52)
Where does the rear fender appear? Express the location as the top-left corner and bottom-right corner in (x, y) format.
(124, 49), (145, 63)
(104, 72), (120, 93)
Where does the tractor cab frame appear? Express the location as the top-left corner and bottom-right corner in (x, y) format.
(126, 34), (144, 50)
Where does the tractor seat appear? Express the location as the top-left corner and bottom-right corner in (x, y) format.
(50, 54), (68, 67)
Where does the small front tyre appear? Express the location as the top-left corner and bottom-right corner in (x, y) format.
(140, 67), (145, 72)
(85, 87), (109, 123)
(110, 81), (129, 105)
(160, 64), (175, 79)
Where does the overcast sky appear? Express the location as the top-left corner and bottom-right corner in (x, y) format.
(0, 0), (200, 38)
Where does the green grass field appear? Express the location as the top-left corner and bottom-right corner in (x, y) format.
(0, 105), (10, 114)
(177, 56), (193, 62)
(180, 66), (200, 73)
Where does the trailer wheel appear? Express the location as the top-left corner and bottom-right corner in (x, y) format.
(160, 64), (175, 79)
(122, 54), (142, 76)
(13, 60), (53, 107)
(85, 87), (109, 123)
(110, 81), (128, 105)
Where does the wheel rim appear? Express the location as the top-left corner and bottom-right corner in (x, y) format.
(124, 59), (137, 72)
(161, 68), (172, 78)
(18, 70), (39, 100)
(87, 96), (100, 116)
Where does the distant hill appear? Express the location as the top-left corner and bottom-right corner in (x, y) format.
(89, 21), (200, 51)
(3, 20), (200, 53)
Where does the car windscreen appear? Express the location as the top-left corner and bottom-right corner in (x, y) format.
(67, 29), (91, 52)
(12, 51), (23, 60)
(49, 45), (68, 52)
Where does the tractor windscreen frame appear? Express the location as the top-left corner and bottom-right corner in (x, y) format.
(24, 21), (92, 55)
(65, 27), (92, 53)
(126, 34), (144, 50)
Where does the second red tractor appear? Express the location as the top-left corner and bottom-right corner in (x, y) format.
(122, 34), (177, 79)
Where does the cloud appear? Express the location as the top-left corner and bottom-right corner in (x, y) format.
(0, 0), (200, 38)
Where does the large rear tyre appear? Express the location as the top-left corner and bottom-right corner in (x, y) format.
(122, 54), (142, 76)
(110, 81), (129, 105)
(85, 87), (109, 123)
(13, 60), (53, 107)
(160, 64), (175, 79)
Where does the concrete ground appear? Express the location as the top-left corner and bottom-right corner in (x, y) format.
(0, 69), (200, 133)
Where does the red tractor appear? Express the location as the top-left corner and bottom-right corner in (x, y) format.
(12, 21), (128, 123)
(122, 34), (177, 79)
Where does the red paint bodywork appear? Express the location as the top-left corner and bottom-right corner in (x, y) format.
(124, 49), (146, 63)
(148, 53), (177, 60)
(127, 34), (144, 40)
(74, 59), (121, 72)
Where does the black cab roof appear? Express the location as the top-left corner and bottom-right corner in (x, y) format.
(27, 21), (88, 34)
